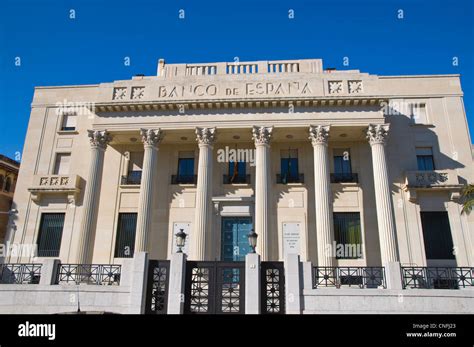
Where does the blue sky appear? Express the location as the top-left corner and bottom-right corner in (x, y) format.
(1, 0), (473, 160)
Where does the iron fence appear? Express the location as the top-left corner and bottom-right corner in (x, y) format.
(313, 266), (385, 288)
(402, 267), (473, 289)
(0, 263), (42, 284)
(56, 264), (121, 285)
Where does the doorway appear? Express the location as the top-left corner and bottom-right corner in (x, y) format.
(221, 217), (252, 261)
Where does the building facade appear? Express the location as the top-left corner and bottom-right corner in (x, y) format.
(0, 155), (19, 244)
(1, 58), (473, 314)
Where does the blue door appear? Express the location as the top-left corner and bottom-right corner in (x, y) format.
(221, 217), (253, 261)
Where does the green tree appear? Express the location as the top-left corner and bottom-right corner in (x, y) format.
(460, 184), (474, 214)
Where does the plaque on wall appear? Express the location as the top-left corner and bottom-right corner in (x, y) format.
(282, 222), (301, 256)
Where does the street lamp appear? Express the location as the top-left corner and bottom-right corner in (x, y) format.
(247, 229), (258, 254)
(175, 229), (187, 253)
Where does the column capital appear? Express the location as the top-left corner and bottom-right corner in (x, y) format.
(87, 130), (111, 150)
(140, 128), (163, 148)
(367, 124), (389, 146)
(195, 127), (216, 146)
(252, 126), (273, 146)
(308, 125), (330, 146)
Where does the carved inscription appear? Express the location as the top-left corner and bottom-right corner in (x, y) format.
(157, 81), (313, 99)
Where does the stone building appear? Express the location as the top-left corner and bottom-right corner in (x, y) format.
(0, 155), (19, 244)
(1, 58), (473, 314)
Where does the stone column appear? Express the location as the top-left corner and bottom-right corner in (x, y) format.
(191, 127), (216, 260)
(134, 129), (162, 253)
(76, 130), (111, 264)
(309, 125), (335, 267)
(367, 124), (399, 264)
(252, 126), (273, 261)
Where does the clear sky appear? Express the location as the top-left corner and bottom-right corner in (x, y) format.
(0, 0), (473, 160)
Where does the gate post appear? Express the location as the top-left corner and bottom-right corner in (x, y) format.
(167, 252), (187, 314)
(129, 252), (149, 314)
(245, 253), (261, 314)
(284, 253), (302, 314)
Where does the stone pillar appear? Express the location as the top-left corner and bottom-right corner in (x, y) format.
(252, 126), (273, 261)
(284, 253), (302, 314)
(134, 129), (162, 253)
(76, 130), (110, 264)
(245, 253), (261, 314)
(309, 125), (335, 267)
(366, 124), (399, 265)
(167, 252), (187, 314)
(128, 251), (149, 314)
(191, 127), (216, 260)
(39, 259), (61, 285)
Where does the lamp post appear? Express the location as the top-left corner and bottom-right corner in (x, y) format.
(247, 229), (258, 254)
(175, 229), (187, 253)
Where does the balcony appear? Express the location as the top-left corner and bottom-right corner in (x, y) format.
(56, 264), (121, 285)
(403, 170), (463, 202)
(402, 267), (473, 289)
(171, 174), (197, 185)
(330, 173), (359, 183)
(223, 174), (251, 184)
(276, 173), (304, 184)
(28, 174), (81, 203)
(313, 266), (386, 289)
(121, 170), (142, 185)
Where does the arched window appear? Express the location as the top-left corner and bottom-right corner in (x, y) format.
(0, 175), (4, 190)
(4, 177), (12, 192)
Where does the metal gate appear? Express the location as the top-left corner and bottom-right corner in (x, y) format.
(261, 262), (285, 314)
(145, 260), (170, 314)
(184, 261), (245, 314)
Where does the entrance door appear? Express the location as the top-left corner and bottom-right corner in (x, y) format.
(221, 217), (252, 261)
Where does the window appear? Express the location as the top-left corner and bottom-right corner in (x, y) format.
(420, 212), (455, 260)
(279, 149), (300, 183)
(0, 175), (4, 190)
(114, 213), (137, 258)
(333, 149), (352, 174)
(416, 147), (435, 171)
(332, 149), (357, 182)
(4, 177), (12, 192)
(333, 212), (362, 259)
(410, 103), (427, 124)
(174, 151), (195, 184)
(37, 213), (65, 257)
(226, 161), (247, 183)
(53, 153), (71, 175)
(124, 152), (143, 185)
(61, 113), (77, 131)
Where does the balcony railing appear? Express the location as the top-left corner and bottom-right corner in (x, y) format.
(121, 170), (142, 185)
(276, 173), (304, 184)
(313, 267), (386, 289)
(56, 264), (121, 285)
(330, 173), (359, 183)
(402, 267), (473, 289)
(223, 174), (251, 184)
(0, 264), (42, 284)
(171, 174), (197, 185)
